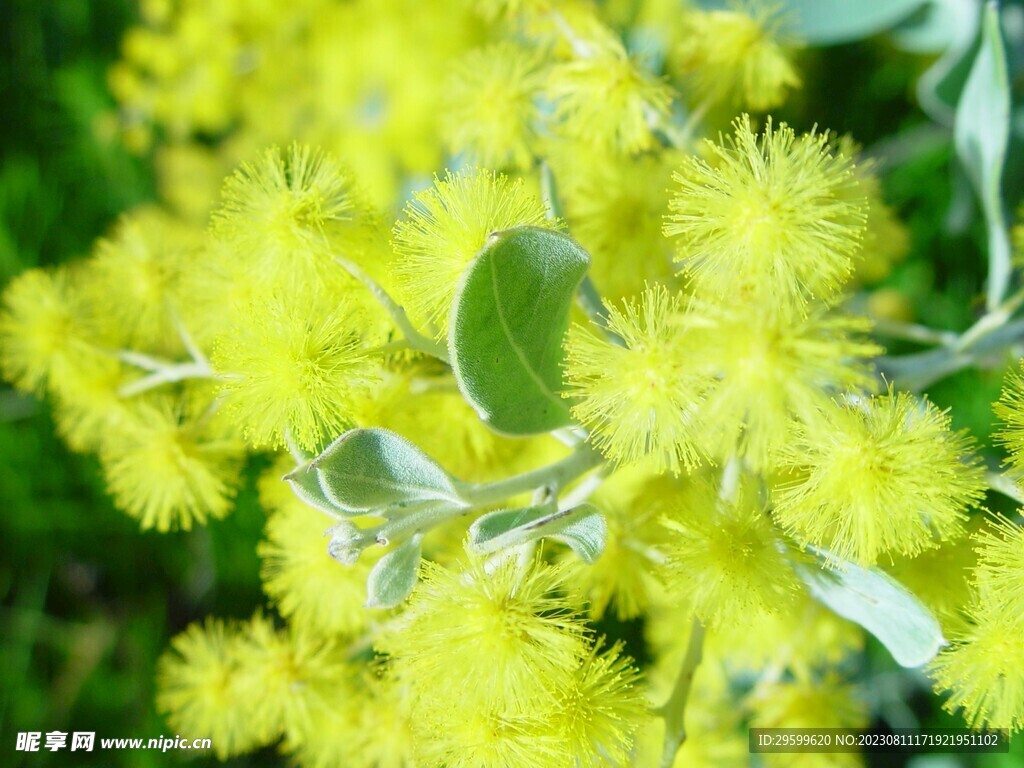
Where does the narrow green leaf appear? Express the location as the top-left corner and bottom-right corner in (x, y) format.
(775, 0), (927, 43)
(449, 226), (590, 435)
(954, 1), (1011, 310)
(283, 463), (349, 519)
(798, 556), (946, 668)
(365, 535), (422, 609)
(313, 428), (464, 514)
(470, 502), (607, 564)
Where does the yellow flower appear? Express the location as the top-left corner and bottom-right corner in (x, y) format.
(674, 5), (800, 111)
(994, 358), (1024, 473)
(156, 618), (268, 760)
(773, 392), (986, 565)
(662, 479), (804, 627)
(0, 267), (96, 394)
(392, 167), (550, 333)
(378, 554), (589, 714)
(442, 42), (545, 170)
(691, 301), (879, 470)
(212, 291), (380, 451)
(564, 285), (709, 474)
(664, 116), (866, 313)
(257, 461), (376, 638)
(931, 604), (1024, 731)
(547, 28), (673, 154)
(972, 514), (1024, 622)
(101, 397), (245, 532)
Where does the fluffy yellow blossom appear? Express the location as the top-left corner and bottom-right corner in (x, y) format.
(547, 29), (673, 154)
(258, 464), (376, 638)
(212, 292), (380, 451)
(664, 117), (866, 312)
(379, 554), (589, 713)
(931, 604), (1024, 731)
(972, 514), (1024, 621)
(773, 392), (986, 565)
(692, 301), (879, 469)
(564, 285), (709, 474)
(0, 267), (97, 394)
(100, 397), (245, 532)
(392, 168), (550, 332)
(442, 42), (545, 169)
(993, 358), (1024, 473)
(212, 144), (377, 288)
(674, 5), (800, 111)
(156, 618), (268, 760)
(662, 478), (804, 627)
(553, 146), (680, 301)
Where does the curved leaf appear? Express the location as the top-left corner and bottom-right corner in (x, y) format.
(776, 0), (927, 44)
(313, 428), (463, 514)
(470, 502), (607, 564)
(365, 535), (422, 609)
(449, 226), (590, 435)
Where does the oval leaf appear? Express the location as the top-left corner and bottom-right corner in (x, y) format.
(797, 556), (946, 668)
(313, 428), (463, 514)
(365, 535), (422, 609)
(776, 0), (928, 44)
(954, 1), (1011, 310)
(470, 502), (607, 564)
(449, 226), (590, 435)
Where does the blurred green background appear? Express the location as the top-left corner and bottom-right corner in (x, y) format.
(0, 1), (1021, 767)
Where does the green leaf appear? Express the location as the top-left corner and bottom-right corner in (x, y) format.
(797, 556), (945, 668)
(449, 226), (589, 435)
(469, 502), (607, 564)
(313, 428), (464, 514)
(954, 1), (1011, 311)
(365, 535), (422, 609)
(776, 0), (927, 43)
(283, 463), (348, 519)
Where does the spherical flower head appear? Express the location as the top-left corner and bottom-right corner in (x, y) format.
(663, 116), (866, 313)
(212, 144), (373, 287)
(691, 300), (879, 470)
(554, 145), (680, 302)
(773, 392), (986, 566)
(550, 640), (649, 766)
(662, 479), (804, 627)
(972, 514), (1024, 622)
(258, 464), (375, 638)
(84, 207), (196, 353)
(156, 618), (268, 759)
(51, 349), (134, 454)
(564, 285), (709, 475)
(442, 42), (545, 170)
(546, 31), (673, 154)
(674, 5), (800, 111)
(378, 554), (589, 714)
(0, 267), (93, 394)
(392, 167), (550, 333)
(100, 397), (245, 532)
(212, 292), (380, 451)
(422, 707), (567, 768)
(234, 614), (354, 748)
(931, 604), (1024, 731)
(993, 359), (1024, 474)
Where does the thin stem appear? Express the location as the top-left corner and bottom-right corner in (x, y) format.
(118, 361), (215, 397)
(871, 318), (957, 347)
(460, 446), (604, 507)
(335, 255), (449, 363)
(656, 617), (705, 768)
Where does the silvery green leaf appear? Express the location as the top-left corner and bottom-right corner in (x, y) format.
(470, 502), (607, 564)
(313, 428), (464, 514)
(365, 535), (422, 609)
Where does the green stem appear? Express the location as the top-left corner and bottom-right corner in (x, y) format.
(118, 360), (215, 397)
(871, 318), (957, 347)
(335, 255), (449, 363)
(656, 617), (706, 768)
(460, 446), (604, 507)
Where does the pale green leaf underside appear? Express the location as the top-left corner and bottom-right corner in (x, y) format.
(470, 502), (607, 564)
(365, 535), (422, 609)
(798, 556), (946, 668)
(776, 0), (928, 44)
